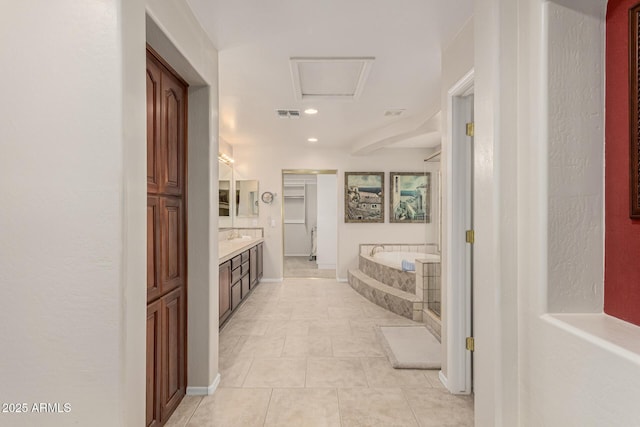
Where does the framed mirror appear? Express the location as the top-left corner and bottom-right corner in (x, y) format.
(219, 160), (233, 227)
(235, 180), (259, 217)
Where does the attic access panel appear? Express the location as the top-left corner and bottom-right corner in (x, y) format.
(290, 57), (375, 101)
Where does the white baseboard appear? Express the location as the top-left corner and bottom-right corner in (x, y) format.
(260, 278), (283, 283)
(336, 277), (348, 283)
(186, 373), (220, 396)
(284, 253), (312, 257)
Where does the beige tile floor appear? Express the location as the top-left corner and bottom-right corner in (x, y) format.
(167, 278), (473, 427)
(284, 256), (336, 279)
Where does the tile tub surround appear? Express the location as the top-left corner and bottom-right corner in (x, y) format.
(349, 244), (441, 322)
(359, 254), (416, 293)
(165, 278), (473, 427)
(359, 243), (439, 257)
(348, 269), (423, 321)
(415, 259), (441, 340)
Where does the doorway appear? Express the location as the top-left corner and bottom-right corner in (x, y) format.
(445, 70), (474, 395)
(282, 170), (338, 279)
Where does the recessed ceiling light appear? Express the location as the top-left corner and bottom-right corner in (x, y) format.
(307, 137), (318, 143)
(304, 108), (318, 115)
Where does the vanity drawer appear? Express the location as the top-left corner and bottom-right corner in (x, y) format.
(241, 250), (250, 264)
(231, 254), (243, 270)
(241, 261), (250, 277)
(231, 266), (242, 284)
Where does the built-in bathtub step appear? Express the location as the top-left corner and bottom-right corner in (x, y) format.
(348, 269), (423, 321)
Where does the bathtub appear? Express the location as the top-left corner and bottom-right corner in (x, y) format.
(372, 251), (440, 270)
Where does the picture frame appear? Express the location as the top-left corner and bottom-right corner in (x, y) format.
(630, 4), (640, 218)
(389, 172), (431, 223)
(345, 172), (385, 223)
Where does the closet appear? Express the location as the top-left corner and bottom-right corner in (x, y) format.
(146, 46), (187, 427)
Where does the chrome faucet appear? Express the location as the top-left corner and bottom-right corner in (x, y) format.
(370, 245), (384, 256)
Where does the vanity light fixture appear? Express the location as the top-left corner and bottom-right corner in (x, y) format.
(307, 137), (318, 143)
(304, 108), (318, 115)
(218, 152), (235, 164)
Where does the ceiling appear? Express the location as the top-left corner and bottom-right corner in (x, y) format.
(186, 0), (472, 153)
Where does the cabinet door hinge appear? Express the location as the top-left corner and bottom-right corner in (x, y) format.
(466, 337), (475, 352)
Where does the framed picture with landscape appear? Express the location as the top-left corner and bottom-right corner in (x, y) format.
(389, 172), (430, 223)
(345, 172), (384, 223)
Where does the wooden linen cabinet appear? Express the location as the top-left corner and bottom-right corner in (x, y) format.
(146, 45), (188, 427)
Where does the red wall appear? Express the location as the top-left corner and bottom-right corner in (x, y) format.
(605, 0), (640, 326)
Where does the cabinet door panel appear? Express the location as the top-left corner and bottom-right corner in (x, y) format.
(160, 72), (185, 196)
(146, 57), (161, 194)
(160, 288), (185, 421)
(219, 262), (231, 323)
(231, 283), (242, 311)
(147, 197), (161, 302)
(249, 246), (257, 288)
(241, 275), (250, 298)
(146, 300), (161, 427)
(257, 243), (264, 280)
(160, 197), (184, 294)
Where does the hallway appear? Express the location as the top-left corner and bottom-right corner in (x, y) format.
(167, 278), (473, 426)
(283, 256), (336, 279)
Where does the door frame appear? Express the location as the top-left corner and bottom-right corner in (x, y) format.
(146, 11), (220, 399)
(444, 69), (474, 394)
(281, 169), (338, 278)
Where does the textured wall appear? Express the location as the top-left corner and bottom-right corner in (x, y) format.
(0, 1), (146, 425)
(547, 0), (605, 312)
(604, 0), (640, 326)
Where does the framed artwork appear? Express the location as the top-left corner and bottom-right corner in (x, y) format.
(630, 4), (640, 218)
(345, 172), (384, 223)
(389, 172), (431, 223)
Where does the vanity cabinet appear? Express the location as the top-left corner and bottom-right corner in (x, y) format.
(219, 261), (231, 324)
(219, 241), (263, 326)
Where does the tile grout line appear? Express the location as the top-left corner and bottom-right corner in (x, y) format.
(400, 387), (422, 427)
(261, 388), (274, 427)
(335, 387), (344, 427)
(182, 396), (204, 427)
(240, 356), (256, 388)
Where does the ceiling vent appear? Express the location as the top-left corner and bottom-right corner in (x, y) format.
(290, 57), (375, 101)
(276, 109), (301, 119)
(384, 109), (405, 117)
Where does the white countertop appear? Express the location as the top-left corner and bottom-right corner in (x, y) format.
(219, 237), (264, 264)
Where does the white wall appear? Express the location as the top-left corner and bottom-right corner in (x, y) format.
(0, 1), (218, 425)
(474, 0), (640, 425)
(0, 1), (146, 425)
(232, 145), (437, 280)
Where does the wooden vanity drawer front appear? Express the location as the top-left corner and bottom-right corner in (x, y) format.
(231, 254), (243, 270)
(241, 250), (250, 264)
(241, 262), (250, 277)
(231, 266), (242, 284)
